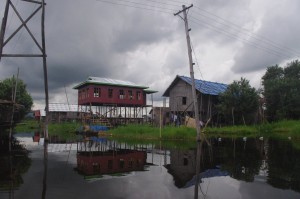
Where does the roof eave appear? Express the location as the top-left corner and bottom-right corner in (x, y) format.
(73, 81), (149, 89)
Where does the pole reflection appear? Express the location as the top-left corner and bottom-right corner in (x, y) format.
(42, 140), (48, 199)
(194, 140), (204, 199)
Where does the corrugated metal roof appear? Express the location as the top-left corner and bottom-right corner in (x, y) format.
(49, 103), (80, 112)
(163, 75), (228, 96)
(87, 77), (138, 87)
(73, 76), (149, 89)
(179, 76), (228, 95)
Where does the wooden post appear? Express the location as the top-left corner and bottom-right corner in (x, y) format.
(175, 4), (201, 141)
(175, 5), (203, 199)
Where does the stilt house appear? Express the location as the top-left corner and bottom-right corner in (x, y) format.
(162, 75), (227, 124)
(73, 77), (157, 125)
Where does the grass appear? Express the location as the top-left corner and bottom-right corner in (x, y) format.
(14, 119), (41, 132)
(47, 122), (80, 140)
(108, 124), (197, 140)
(109, 120), (300, 140)
(14, 119), (300, 141)
(14, 119), (80, 140)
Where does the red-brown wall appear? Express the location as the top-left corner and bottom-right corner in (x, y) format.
(77, 150), (146, 175)
(77, 85), (147, 106)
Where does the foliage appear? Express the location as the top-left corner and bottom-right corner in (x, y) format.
(217, 77), (259, 125)
(262, 60), (300, 121)
(0, 77), (33, 121)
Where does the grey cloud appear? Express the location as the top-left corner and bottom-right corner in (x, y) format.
(231, 1), (300, 73)
(1, 0), (300, 107)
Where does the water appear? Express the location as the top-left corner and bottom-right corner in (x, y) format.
(0, 133), (300, 199)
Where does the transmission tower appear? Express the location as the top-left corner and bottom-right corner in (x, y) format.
(0, 0), (49, 140)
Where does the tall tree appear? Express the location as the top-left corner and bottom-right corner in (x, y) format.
(218, 78), (259, 125)
(262, 60), (300, 121)
(0, 77), (33, 121)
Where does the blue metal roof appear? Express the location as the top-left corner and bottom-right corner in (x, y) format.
(179, 76), (228, 96)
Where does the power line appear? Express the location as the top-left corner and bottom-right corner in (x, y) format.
(190, 38), (204, 80)
(96, 0), (299, 60)
(189, 16), (294, 59)
(191, 5), (300, 57)
(96, 0), (176, 14)
(143, 0), (183, 8)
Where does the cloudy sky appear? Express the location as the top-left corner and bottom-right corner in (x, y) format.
(1, 0), (300, 109)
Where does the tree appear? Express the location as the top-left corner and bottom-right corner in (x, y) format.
(262, 60), (300, 121)
(0, 77), (33, 121)
(217, 78), (259, 125)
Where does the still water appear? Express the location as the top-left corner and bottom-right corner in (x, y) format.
(1, 133), (300, 199)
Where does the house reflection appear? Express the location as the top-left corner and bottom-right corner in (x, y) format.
(76, 139), (147, 177)
(165, 149), (196, 188)
(165, 138), (262, 188)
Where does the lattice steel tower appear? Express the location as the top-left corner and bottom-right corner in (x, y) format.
(0, 0), (49, 139)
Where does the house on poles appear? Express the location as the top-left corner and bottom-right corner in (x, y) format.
(73, 76), (157, 125)
(162, 75), (228, 125)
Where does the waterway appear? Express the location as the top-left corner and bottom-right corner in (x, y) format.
(0, 132), (299, 199)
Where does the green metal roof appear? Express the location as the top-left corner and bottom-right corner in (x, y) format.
(144, 89), (158, 94)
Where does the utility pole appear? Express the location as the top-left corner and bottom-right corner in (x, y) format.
(174, 5), (201, 141)
(0, 0), (49, 141)
(175, 5), (202, 199)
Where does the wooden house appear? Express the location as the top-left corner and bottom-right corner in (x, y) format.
(162, 75), (227, 124)
(73, 77), (157, 125)
(0, 99), (24, 128)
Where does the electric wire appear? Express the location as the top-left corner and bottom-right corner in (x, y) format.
(192, 5), (300, 56)
(3, 0), (299, 64)
(143, 0), (183, 8)
(190, 39), (204, 80)
(189, 16), (293, 59)
(96, 0), (300, 60)
(190, 7), (300, 57)
(96, 0), (176, 14)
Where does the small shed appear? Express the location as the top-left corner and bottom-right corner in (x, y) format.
(162, 75), (227, 124)
(48, 103), (83, 122)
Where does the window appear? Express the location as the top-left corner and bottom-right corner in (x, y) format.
(108, 160), (113, 169)
(128, 90), (133, 100)
(119, 159), (125, 169)
(183, 158), (188, 166)
(182, 97), (187, 105)
(93, 162), (100, 173)
(108, 88), (113, 98)
(81, 89), (85, 99)
(128, 158), (134, 168)
(94, 88), (101, 97)
(86, 88), (89, 98)
(137, 91), (141, 100)
(119, 89), (124, 99)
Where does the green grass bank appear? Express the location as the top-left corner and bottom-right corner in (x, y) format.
(14, 119), (300, 140)
(14, 120), (80, 140)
